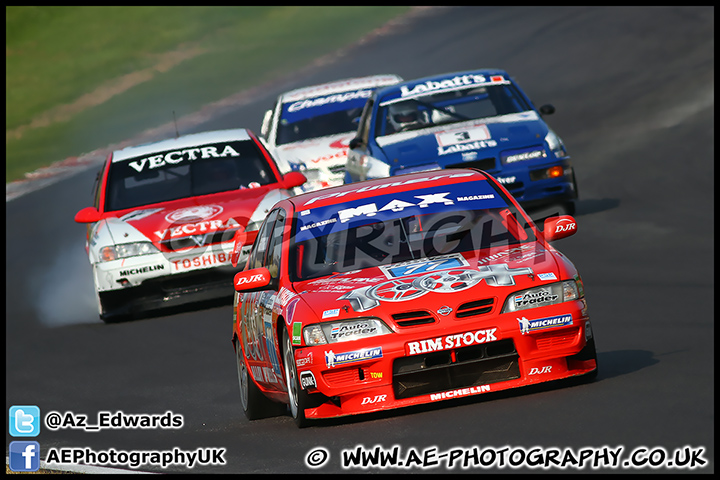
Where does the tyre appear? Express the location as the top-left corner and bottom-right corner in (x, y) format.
(282, 327), (312, 428)
(96, 290), (129, 323)
(235, 338), (286, 420)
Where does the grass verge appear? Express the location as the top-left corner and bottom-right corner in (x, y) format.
(6, 6), (410, 183)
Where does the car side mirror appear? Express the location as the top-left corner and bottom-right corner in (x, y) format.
(230, 229), (248, 268)
(234, 267), (272, 292)
(349, 137), (362, 149)
(282, 171), (307, 189)
(543, 215), (577, 241)
(74, 206), (102, 224)
(539, 104), (555, 116)
(260, 109), (273, 138)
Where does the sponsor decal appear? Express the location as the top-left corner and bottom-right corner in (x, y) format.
(299, 218), (337, 232)
(496, 176), (516, 185)
(287, 89), (373, 113)
(127, 144), (241, 172)
(296, 350), (313, 367)
(171, 252), (230, 271)
(406, 328), (498, 355)
(513, 288), (558, 308)
(399, 74), (505, 98)
(325, 347), (383, 368)
(308, 148), (348, 165)
(322, 308), (340, 319)
(235, 272), (267, 287)
(537, 272), (557, 281)
(517, 314), (573, 335)
(155, 219), (241, 243)
(250, 364), (279, 384)
(379, 254), (469, 279)
(119, 264), (164, 276)
(504, 149), (545, 163)
(166, 205), (224, 224)
(337, 192), (454, 223)
(430, 384), (490, 401)
(457, 194), (496, 201)
(439, 140), (498, 156)
(435, 124), (491, 148)
(361, 395), (387, 405)
(553, 218), (576, 234)
(120, 208), (163, 222)
(299, 371), (316, 390)
(528, 366), (552, 375)
(478, 244), (546, 266)
(302, 172), (475, 206)
(295, 179), (506, 243)
(461, 151), (478, 161)
(339, 264), (533, 312)
(292, 322), (303, 346)
(277, 287), (297, 308)
(328, 321), (379, 342)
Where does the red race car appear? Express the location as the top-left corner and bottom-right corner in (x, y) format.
(74, 128), (306, 321)
(231, 168), (597, 427)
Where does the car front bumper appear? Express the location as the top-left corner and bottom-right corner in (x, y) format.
(292, 302), (596, 420)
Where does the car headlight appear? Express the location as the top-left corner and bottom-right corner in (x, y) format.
(303, 318), (393, 345)
(544, 130), (567, 158)
(99, 242), (159, 262)
(502, 280), (579, 313)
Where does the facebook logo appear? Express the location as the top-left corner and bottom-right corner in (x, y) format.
(9, 441), (41, 472)
(9, 405), (40, 436)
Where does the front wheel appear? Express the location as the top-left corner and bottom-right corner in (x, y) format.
(282, 328), (312, 428)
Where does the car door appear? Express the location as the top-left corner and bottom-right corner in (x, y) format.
(241, 209), (278, 384)
(259, 208), (287, 385)
(240, 208), (289, 388)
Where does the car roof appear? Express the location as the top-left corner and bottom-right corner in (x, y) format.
(111, 128), (253, 162)
(288, 168), (491, 210)
(375, 68), (512, 105)
(278, 74), (403, 103)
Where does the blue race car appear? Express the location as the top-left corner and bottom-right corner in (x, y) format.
(345, 69), (578, 214)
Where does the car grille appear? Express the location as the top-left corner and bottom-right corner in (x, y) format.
(535, 328), (578, 351)
(455, 298), (495, 318)
(323, 365), (382, 387)
(391, 310), (436, 327)
(392, 339), (520, 399)
(447, 157), (497, 172)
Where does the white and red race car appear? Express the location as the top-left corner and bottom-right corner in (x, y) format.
(74, 128), (306, 322)
(259, 74), (402, 192)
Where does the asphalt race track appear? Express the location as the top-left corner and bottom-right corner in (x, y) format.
(6, 6), (714, 473)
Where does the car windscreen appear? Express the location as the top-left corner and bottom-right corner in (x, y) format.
(105, 140), (278, 211)
(376, 84), (533, 137)
(276, 88), (373, 145)
(290, 180), (537, 281)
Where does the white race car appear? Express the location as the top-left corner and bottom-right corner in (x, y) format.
(259, 74), (402, 192)
(74, 128), (306, 322)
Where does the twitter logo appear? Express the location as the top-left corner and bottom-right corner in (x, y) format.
(9, 405), (40, 437)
